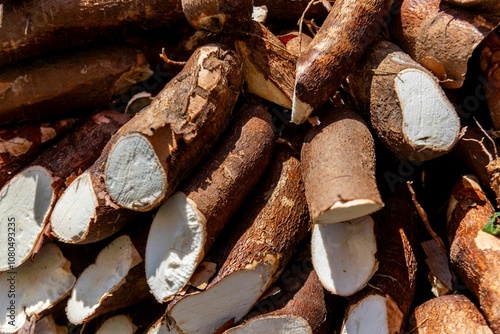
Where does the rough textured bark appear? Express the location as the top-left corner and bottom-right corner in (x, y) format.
(145, 103), (275, 302)
(104, 44), (243, 212)
(0, 45), (152, 124)
(447, 175), (500, 333)
(348, 39), (461, 161)
(390, 0), (500, 89)
(0, 118), (77, 187)
(480, 30), (500, 129)
(301, 105), (383, 224)
(452, 126), (500, 207)
(406, 294), (493, 334)
(181, 0), (253, 32)
(235, 21), (297, 109)
(0, 111), (130, 271)
(277, 31), (313, 57)
(162, 143), (310, 334)
(0, 0), (185, 68)
(292, 0), (394, 123)
(444, 0), (500, 14)
(340, 190), (418, 333)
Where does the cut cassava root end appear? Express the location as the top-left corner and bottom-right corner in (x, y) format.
(301, 105), (383, 224)
(311, 216), (378, 297)
(104, 44), (243, 212)
(146, 104), (275, 302)
(349, 39), (461, 161)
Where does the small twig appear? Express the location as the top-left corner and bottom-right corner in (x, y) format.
(473, 116), (498, 159)
(462, 137), (494, 162)
(406, 181), (448, 255)
(297, 0), (317, 57)
(407, 318), (429, 333)
(159, 48), (186, 67)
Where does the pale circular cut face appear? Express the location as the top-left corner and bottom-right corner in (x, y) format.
(312, 216), (378, 296)
(225, 315), (312, 334)
(96, 315), (136, 334)
(341, 295), (389, 334)
(146, 192), (206, 302)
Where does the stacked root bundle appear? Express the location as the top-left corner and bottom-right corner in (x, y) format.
(2, 0), (500, 333)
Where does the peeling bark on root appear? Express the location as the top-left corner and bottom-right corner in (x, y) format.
(235, 21), (297, 109)
(447, 175), (500, 332)
(480, 31), (500, 130)
(0, 46), (152, 124)
(104, 44), (243, 212)
(0, 118), (77, 187)
(301, 105), (383, 224)
(161, 144), (310, 334)
(292, 0), (394, 123)
(146, 104), (275, 302)
(390, 0), (500, 89)
(0, 243), (76, 333)
(181, 0), (253, 32)
(348, 40), (460, 161)
(0, 0), (185, 67)
(0, 111), (130, 270)
(340, 190), (418, 334)
(407, 294), (493, 334)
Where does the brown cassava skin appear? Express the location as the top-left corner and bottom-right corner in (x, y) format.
(480, 31), (500, 130)
(0, 46), (151, 124)
(407, 294), (493, 334)
(444, 0), (500, 14)
(293, 0), (394, 122)
(390, 0), (500, 89)
(447, 175), (500, 332)
(181, 0), (253, 32)
(235, 21), (297, 109)
(164, 143), (310, 333)
(0, 0), (185, 68)
(253, 0), (329, 24)
(277, 31), (313, 58)
(452, 126), (500, 207)
(104, 44), (243, 212)
(301, 105), (382, 223)
(183, 104), (275, 254)
(342, 190), (418, 333)
(349, 39), (458, 161)
(0, 118), (77, 187)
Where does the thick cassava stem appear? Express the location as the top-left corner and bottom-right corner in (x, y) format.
(235, 21), (297, 109)
(301, 105), (383, 224)
(340, 190), (418, 333)
(226, 244), (330, 334)
(181, 0), (253, 32)
(452, 126), (500, 207)
(406, 294), (494, 334)
(0, 118), (77, 187)
(291, 0), (394, 123)
(0, 111), (130, 270)
(0, 243), (76, 333)
(480, 31), (500, 129)
(447, 175), (500, 332)
(348, 40), (460, 161)
(66, 225), (150, 325)
(145, 104), (275, 302)
(0, 0), (185, 68)
(162, 143), (310, 334)
(444, 0), (500, 15)
(0, 46), (152, 124)
(390, 0), (500, 89)
(104, 44), (243, 212)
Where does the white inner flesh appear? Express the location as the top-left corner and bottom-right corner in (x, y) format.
(105, 133), (166, 210)
(66, 235), (142, 324)
(0, 243), (76, 333)
(50, 172), (97, 243)
(96, 315), (136, 334)
(396, 69), (460, 151)
(224, 315), (312, 334)
(146, 192), (206, 302)
(312, 216), (378, 296)
(291, 87), (313, 124)
(168, 264), (272, 334)
(316, 199), (382, 224)
(0, 166), (54, 271)
(341, 295), (389, 334)
(236, 42), (292, 109)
